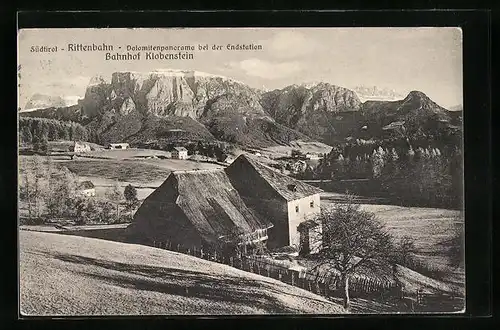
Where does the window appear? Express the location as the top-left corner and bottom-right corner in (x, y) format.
(295, 205), (299, 213)
(310, 200), (314, 208)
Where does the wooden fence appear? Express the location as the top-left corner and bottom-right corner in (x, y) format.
(412, 289), (464, 313)
(151, 239), (404, 301)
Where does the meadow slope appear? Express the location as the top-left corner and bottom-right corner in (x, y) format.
(20, 231), (345, 316)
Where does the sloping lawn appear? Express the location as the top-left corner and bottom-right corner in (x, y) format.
(20, 231), (345, 316)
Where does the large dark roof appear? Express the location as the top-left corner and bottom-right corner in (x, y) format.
(168, 170), (272, 243)
(229, 154), (322, 201)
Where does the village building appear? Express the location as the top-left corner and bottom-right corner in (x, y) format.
(128, 169), (273, 254)
(305, 153), (321, 160)
(72, 141), (91, 153)
(222, 154), (236, 165)
(76, 181), (96, 197)
(253, 152), (262, 157)
(172, 147), (188, 160)
(129, 154), (323, 255)
(106, 143), (130, 150)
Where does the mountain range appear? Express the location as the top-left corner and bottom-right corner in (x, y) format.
(22, 93), (81, 111)
(352, 85), (406, 102)
(20, 70), (462, 148)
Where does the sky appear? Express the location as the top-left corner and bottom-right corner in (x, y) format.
(18, 27), (463, 109)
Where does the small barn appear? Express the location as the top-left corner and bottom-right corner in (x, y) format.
(76, 181), (96, 197)
(129, 170), (273, 253)
(106, 143), (130, 150)
(172, 147), (188, 160)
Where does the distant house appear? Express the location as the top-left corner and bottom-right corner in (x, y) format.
(304, 153), (321, 160)
(72, 141), (91, 153)
(172, 147), (188, 160)
(222, 154), (236, 164)
(76, 181), (96, 197)
(106, 143), (130, 150)
(129, 154), (323, 255)
(289, 160), (308, 173)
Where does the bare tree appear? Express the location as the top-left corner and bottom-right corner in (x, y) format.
(106, 180), (122, 222)
(19, 155), (48, 221)
(309, 194), (394, 310)
(45, 165), (78, 219)
(393, 235), (417, 266)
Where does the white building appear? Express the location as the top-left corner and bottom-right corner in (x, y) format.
(222, 154), (236, 164)
(107, 143), (130, 150)
(305, 153), (321, 160)
(72, 141), (91, 153)
(172, 147), (188, 160)
(76, 181), (96, 197)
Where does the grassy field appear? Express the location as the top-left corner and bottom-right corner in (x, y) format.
(62, 159), (172, 184)
(321, 192), (464, 286)
(19, 231), (345, 316)
(20, 152), (223, 195)
(82, 148), (173, 160)
(260, 140), (333, 159)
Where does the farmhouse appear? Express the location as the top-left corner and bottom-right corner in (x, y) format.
(172, 147), (188, 160)
(289, 160), (308, 173)
(129, 169), (273, 253)
(76, 181), (96, 197)
(72, 141), (91, 153)
(225, 154), (322, 251)
(129, 154), (323, 255)
(106, 143), (130, 150)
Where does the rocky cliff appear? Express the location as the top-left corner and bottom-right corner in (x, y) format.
(81, 70), (265, 120)
(259, 83), (362, 142)
(28, 70), (308, 147)
(21, 70), (459, 148)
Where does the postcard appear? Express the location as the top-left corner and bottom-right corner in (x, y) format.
(18, 27), (465, 316)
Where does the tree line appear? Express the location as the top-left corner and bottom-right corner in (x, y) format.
(313, 140), (463, 209)
(19, 155), (140, 225)
(19, 117), (91, 146)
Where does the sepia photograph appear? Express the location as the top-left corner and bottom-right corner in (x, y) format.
(17, 27), (465, 316)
